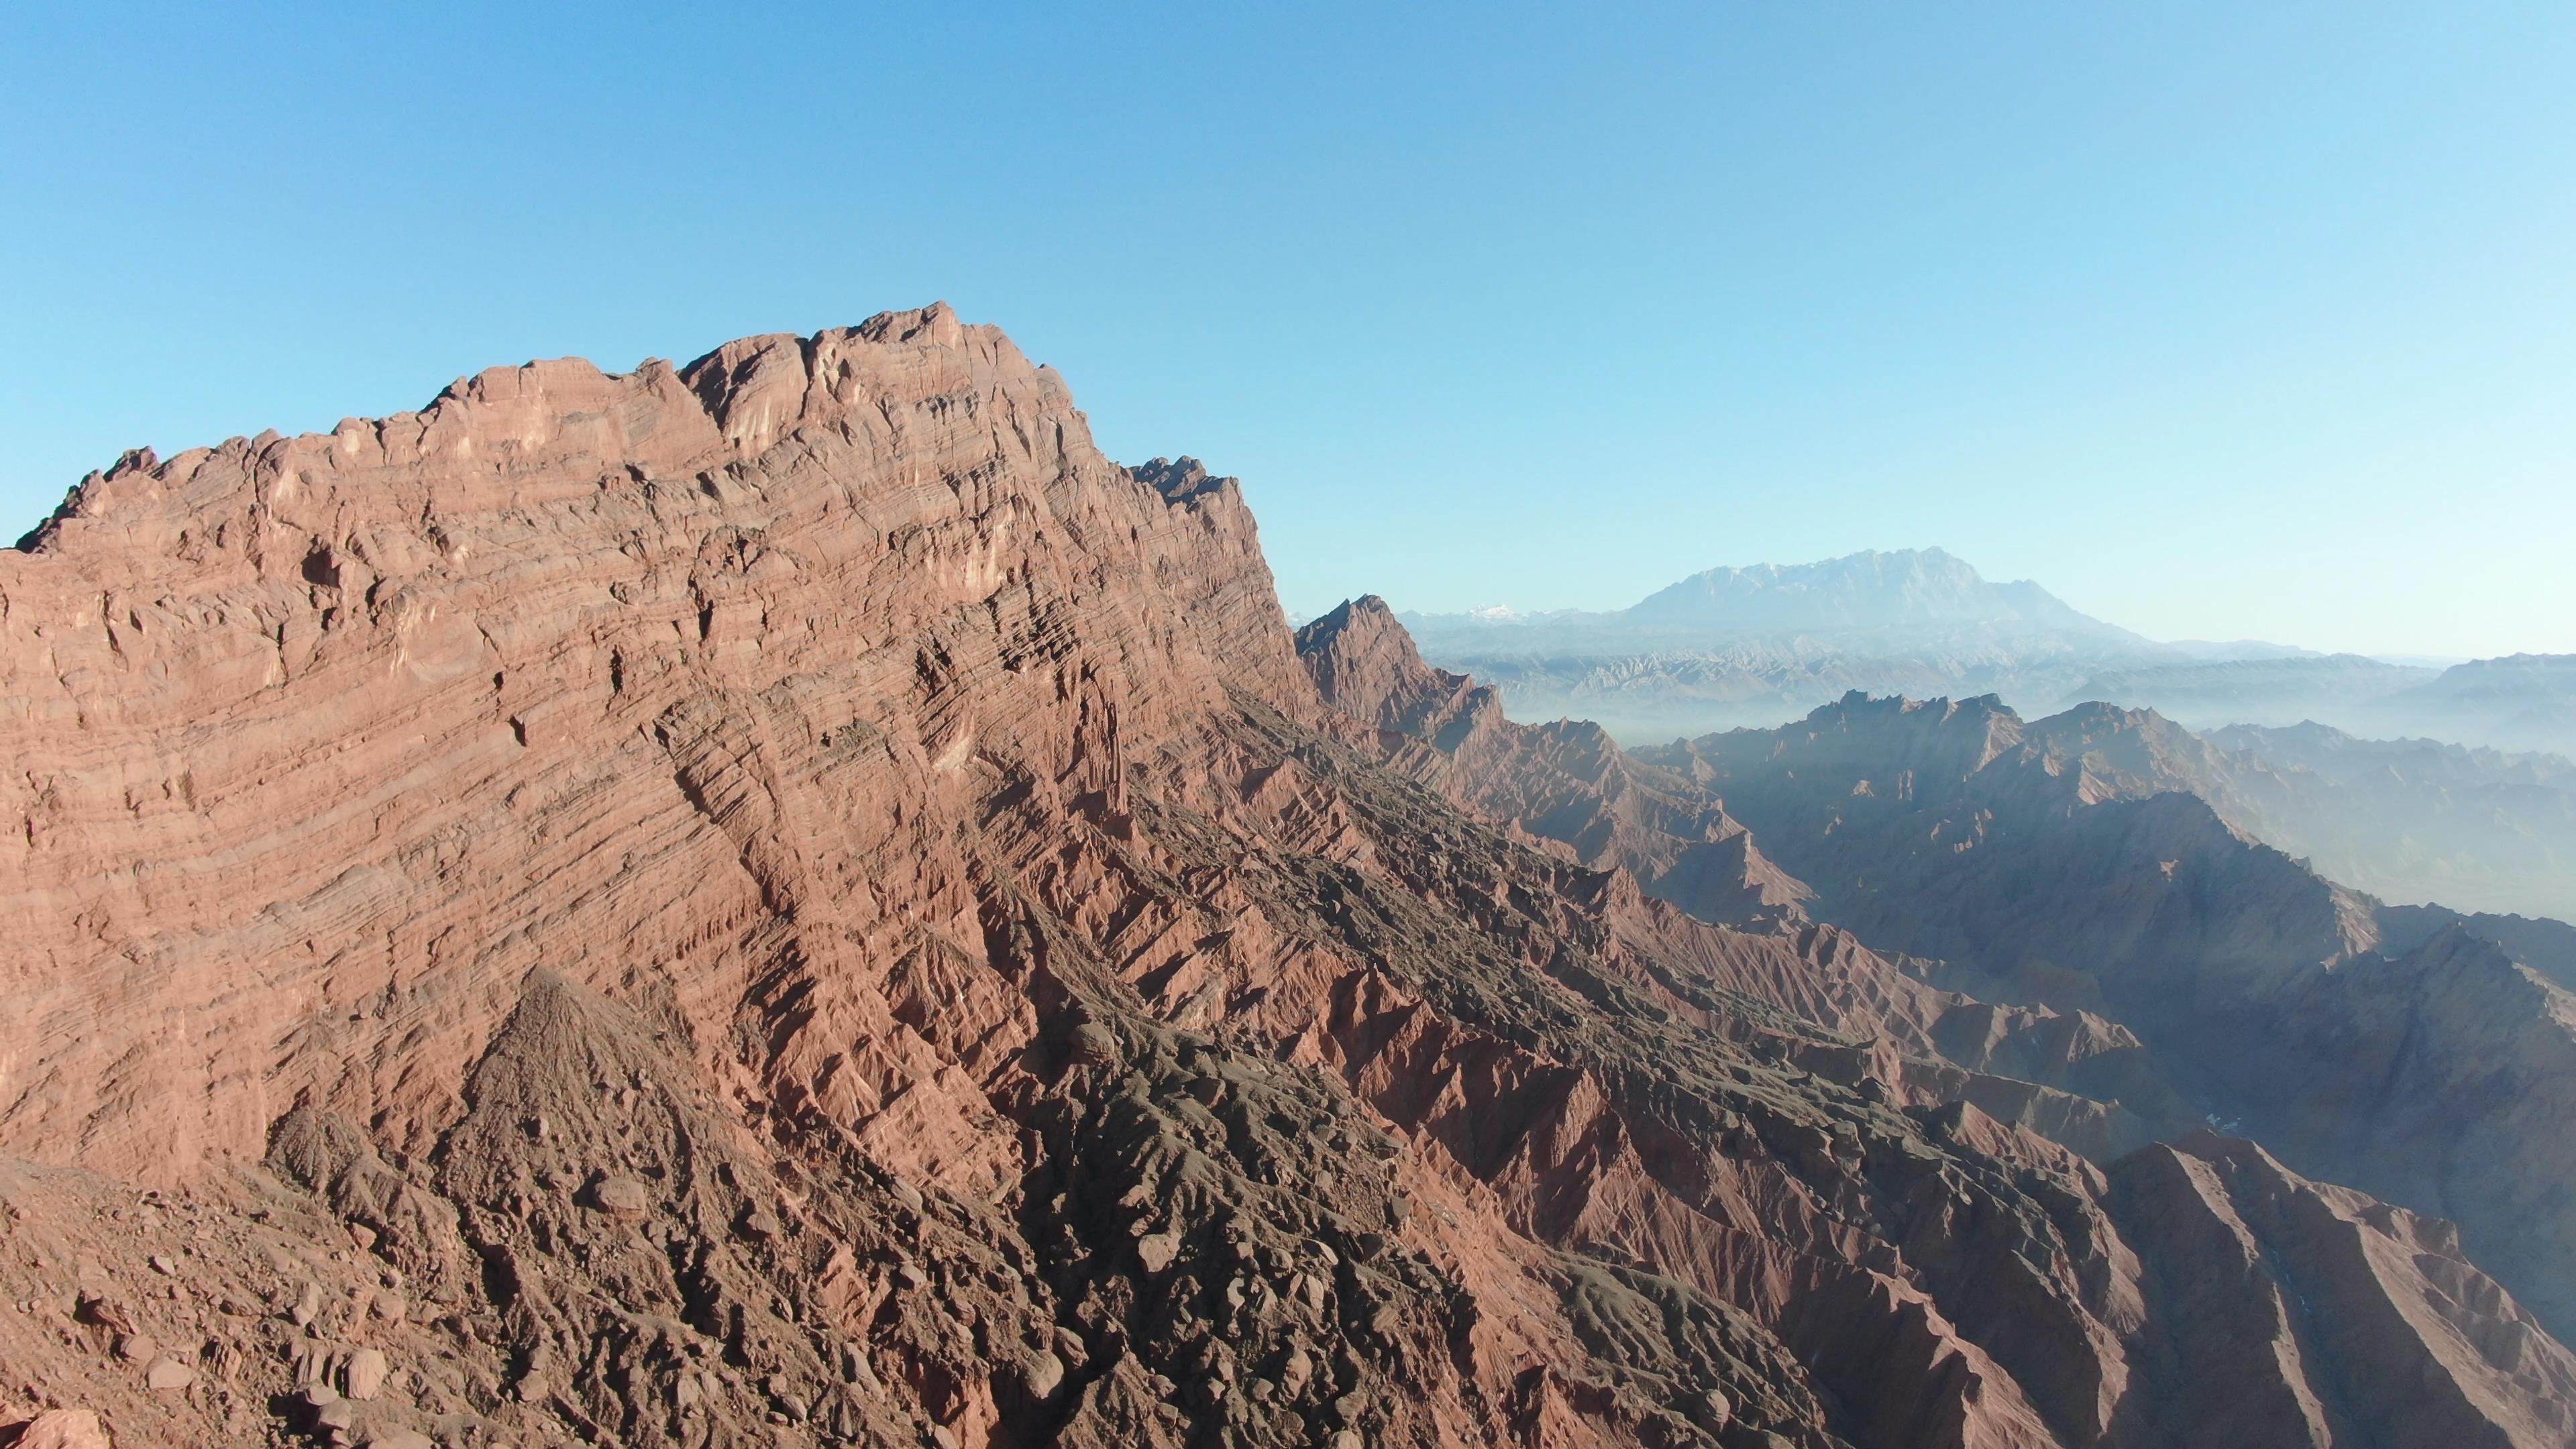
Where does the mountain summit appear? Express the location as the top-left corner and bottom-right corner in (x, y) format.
(1403, 548), (2573, 760)
(1402, 548), (2158, 741)
(1408, 547), (2133, 643)
(1621, 547), (2135, 640)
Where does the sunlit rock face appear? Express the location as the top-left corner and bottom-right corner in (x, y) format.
(3, 307), (2571, 1449)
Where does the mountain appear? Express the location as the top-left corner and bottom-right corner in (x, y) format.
(2063, 655), (2443, 729)
(2380, 905), (2576, 994)
(2375, 654), (2576, 755)
(1635, 692), (2576, 1342)
(1298, 612), (2576, 1446)
(2159, 639), (2327, 661)
(3, 309), (2574, 1448)
(1825, 699), (2576, 920)
(1413, 548), (2133, 643)
(2074, 655), (2576, 759)
(1294, 596), (1815, 928)
(1403, 550), (2165, 741)
(2198, 722), (2576, 920)
(1407, 553), (2575, 757)
(1618, 549), (2139, 642)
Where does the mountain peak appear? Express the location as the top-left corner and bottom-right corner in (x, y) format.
(1621, 547), (2125, 639)
(1295, 595), (1488, 739)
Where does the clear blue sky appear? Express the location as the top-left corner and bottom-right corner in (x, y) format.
(5, 3), (2571, 657)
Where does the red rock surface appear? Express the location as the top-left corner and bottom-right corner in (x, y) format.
(1295, 596), (1812, 928)
(0, 307), (2569, 1447)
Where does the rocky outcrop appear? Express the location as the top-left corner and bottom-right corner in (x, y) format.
(1297, 596), (1813, 929)
(1, 310), (2569, 1448)
(1, 307), (1298, 1187)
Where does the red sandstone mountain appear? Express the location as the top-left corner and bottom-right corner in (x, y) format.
(1293, 596), (1812, 929)
(2, 307), (2570, 1448)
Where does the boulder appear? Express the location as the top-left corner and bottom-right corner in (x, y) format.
(1021, 1350), (1065, 1399)
(590, 1176), (651, 1216)
(13, 1409), (112, 1449)
(344, 1346), (390, 1401)
(142, 1355), (195, 1392)
(1068, 1023), (1120, 1067)
(1136, 1232), (1182, 1274)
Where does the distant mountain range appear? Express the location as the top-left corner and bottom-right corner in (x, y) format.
(2066, 651), (2576, 755)
(2200, 721), (2576, 920)
(2065, 654), (2442, 726)
(1298, 598), (2576, 1382)
(1407, 546), (2134, 644)
(1399, 547), (2576, 755)
(1620, 547), (2138, 641)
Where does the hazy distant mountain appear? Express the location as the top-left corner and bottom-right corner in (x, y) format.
(2063, 655), (2442, 729)
(1405, 549), (2182, 739)
(1413, 546), (2134, 644)
(2187, 722), (2576, 920)
(2160, 639), (2328, 661)
(1407, 549), (2573, 753)
(2078, 654), (2576, 757)
(2372, 653), (2576, 755)
(1617, 547), (2141, 640)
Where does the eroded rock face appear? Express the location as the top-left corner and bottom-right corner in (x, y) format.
(0, 309), (2569, 1448)
(2106, 1132), (2576, 1449)
(1297, 596), (1815, 929)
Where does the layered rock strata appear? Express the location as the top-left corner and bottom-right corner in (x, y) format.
(0, 309), (2569, 1448)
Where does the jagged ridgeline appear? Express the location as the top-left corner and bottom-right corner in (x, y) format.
(3, 307), (2571, 1448)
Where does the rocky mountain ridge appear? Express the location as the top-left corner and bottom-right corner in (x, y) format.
(2, 308), (2571, 1448)
(1637, 691), (2576, 1340)
(2197, 722), (2576, 919)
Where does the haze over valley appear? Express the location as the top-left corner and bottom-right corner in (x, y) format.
(1387, 546), (2576, 922)
(1400, 546), (2563, 747)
